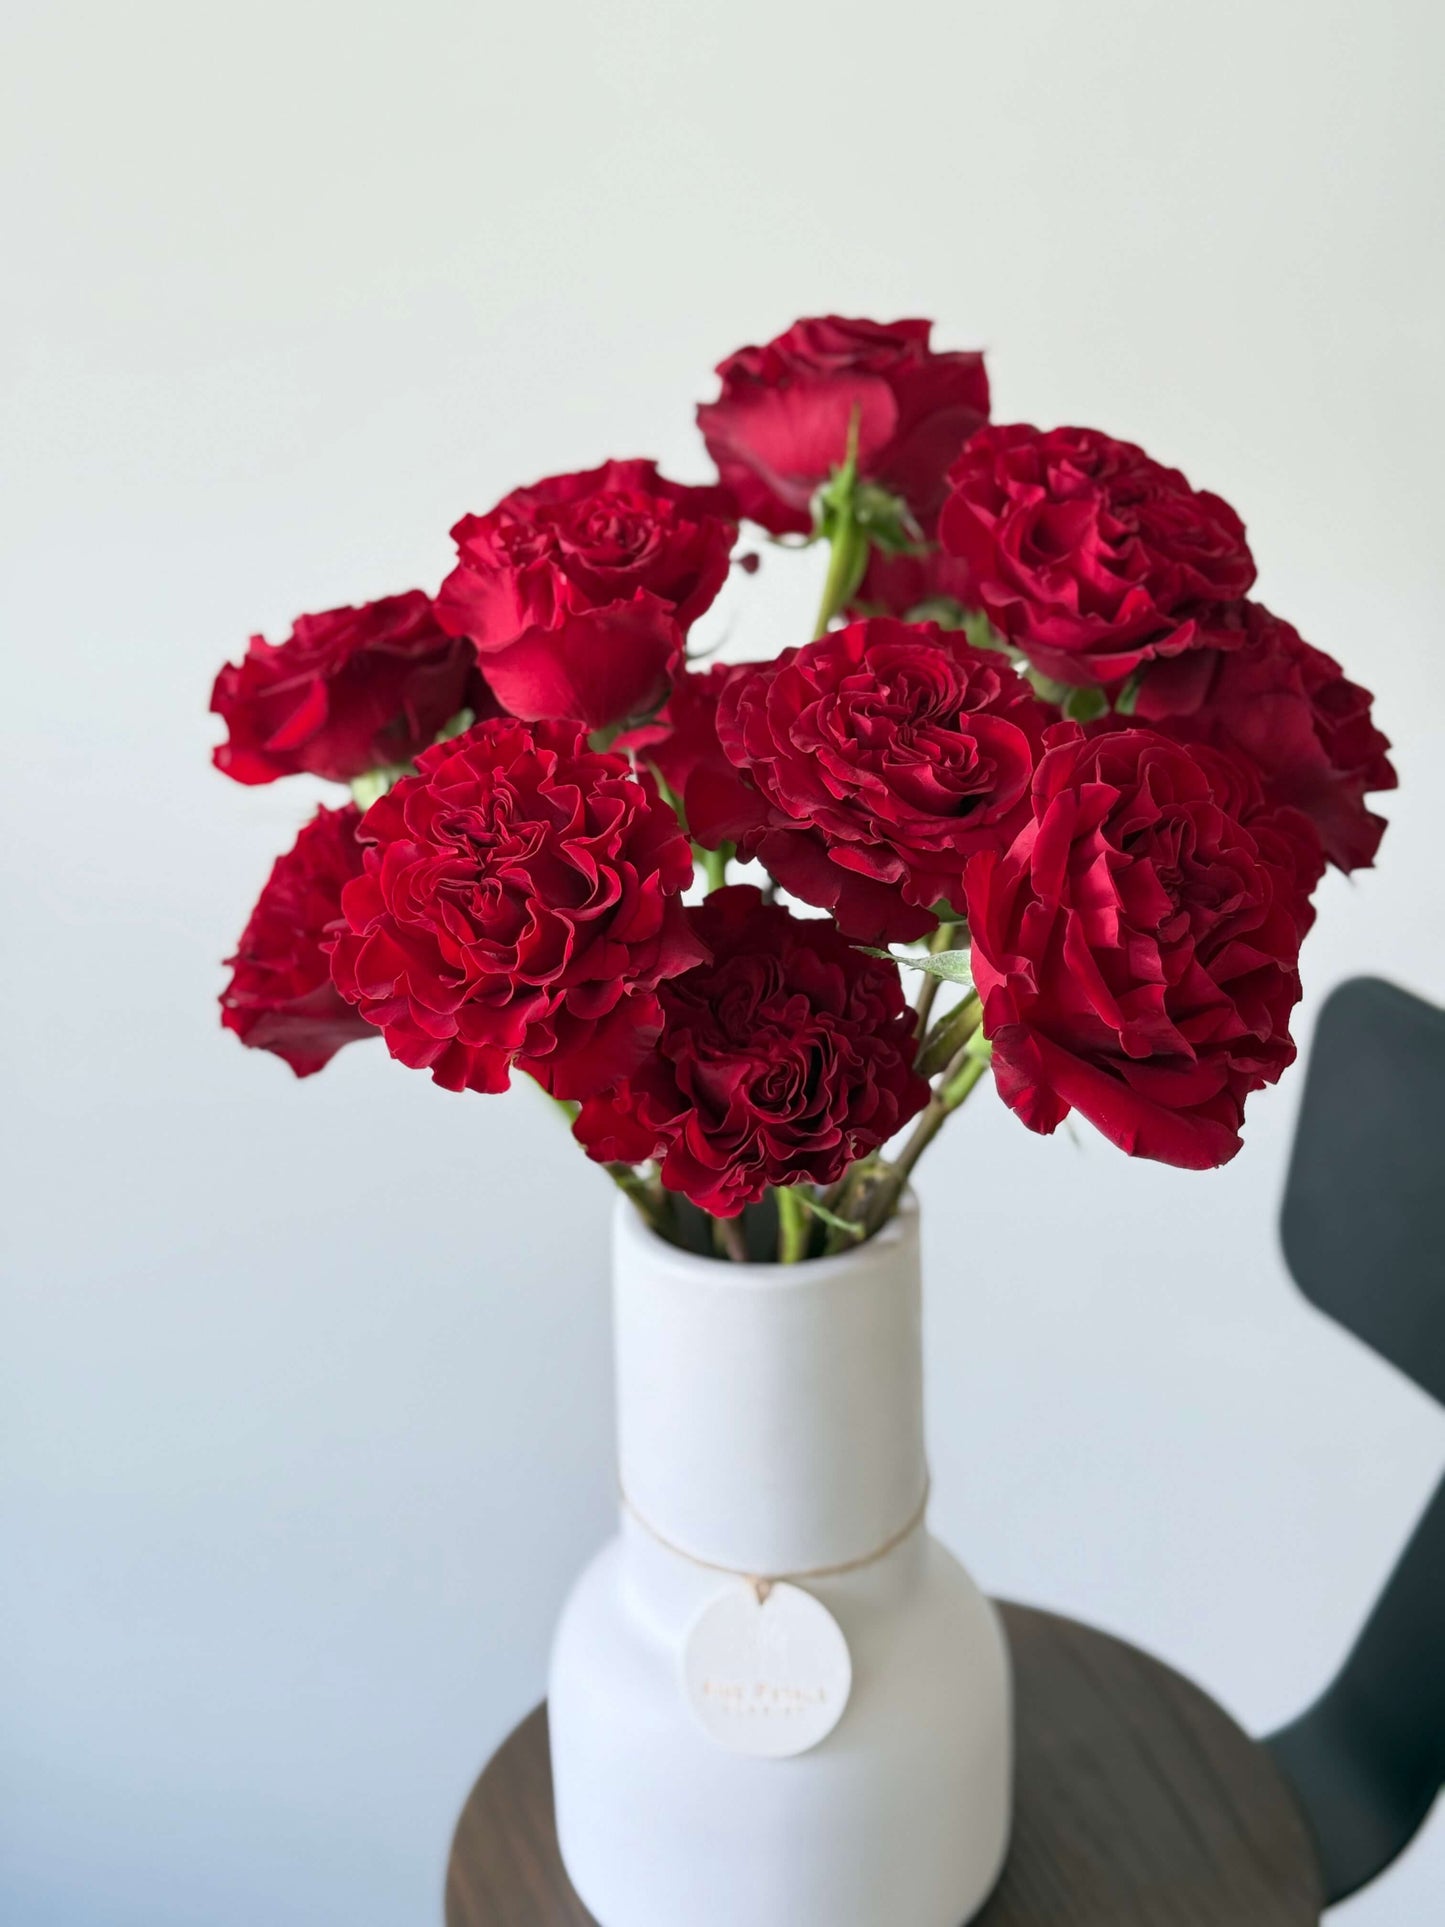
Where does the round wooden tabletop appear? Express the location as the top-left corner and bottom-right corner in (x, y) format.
(445, 1601), (1322, 1926)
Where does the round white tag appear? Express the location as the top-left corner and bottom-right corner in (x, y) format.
(681, 1582), (853, 1759)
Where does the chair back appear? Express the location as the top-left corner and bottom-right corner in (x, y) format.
(1280, 976), (1445, 1403)
(1267, 976), (1445, 1904)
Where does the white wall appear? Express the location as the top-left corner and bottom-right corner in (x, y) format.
(3, 2), (1442, 1920)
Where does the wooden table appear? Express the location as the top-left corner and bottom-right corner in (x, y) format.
(445, 1602), (1322, 1926)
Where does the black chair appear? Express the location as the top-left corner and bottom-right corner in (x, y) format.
(1266, 975), (1445, 1903)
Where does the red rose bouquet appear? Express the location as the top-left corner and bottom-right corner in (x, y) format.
(214, 316), (1396, 1260)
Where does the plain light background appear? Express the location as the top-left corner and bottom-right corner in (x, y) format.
(3, 2), (1443, 1921)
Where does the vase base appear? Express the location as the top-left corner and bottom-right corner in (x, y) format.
(548, 1532), (1012, 1927)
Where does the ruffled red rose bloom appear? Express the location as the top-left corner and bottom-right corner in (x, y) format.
(1173, 740), (1326, 935)
(220, 804), (375, 1076)
(965, 726), (1308, 1170)
(211, 591), (476, 786)
(1133, 600), (1396, 873)
(615, 662), (763, 842)
(710, 619), (1049, 944)
(698, 316), (989, 537)
(436, 459), (737, 730)
(573, 886), (929, 1215)
(940, 425), (1256, 688)
(327, 719), (706, 1099)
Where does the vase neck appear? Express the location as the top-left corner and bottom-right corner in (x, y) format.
(610, 1199), (927, 1575)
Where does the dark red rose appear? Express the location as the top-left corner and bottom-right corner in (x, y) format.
(1133, 600), (1396, 873)
(211, 591), (476, 786)
(436, 460), (737, 730)
(573, 886), (929, 1215)
(939, 425), (1256, 687)
(220, 804), (375, 1076)
(849, 543), (980, 621)
(327, 718), (706, 1100)
(698, 316), (989, 537)
(615, 662), (763, 843)
(965, 726), (1306, 1169)
(713, 619), (1050, 944)
(1174, 741), (1325, 935)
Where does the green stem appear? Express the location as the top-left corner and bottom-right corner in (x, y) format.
(811, 407), (869, 638)
(801, 1194), (866, 1242)
(912, 921), (959, 1042)
(812, 515), (867, 638)
(916, 988), (982, 1078)
(938, 1044), (992, 1112)
(856, 1033), (995, 1240)
(774, 1185), (810, 1263)
(819, 1158), (881, 1254)
(699, 842), (731, 892)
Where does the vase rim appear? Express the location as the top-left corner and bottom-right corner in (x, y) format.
(611, 1191), (918, 1288)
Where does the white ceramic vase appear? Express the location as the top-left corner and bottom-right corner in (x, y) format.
(548, 1195), (1012, 1927)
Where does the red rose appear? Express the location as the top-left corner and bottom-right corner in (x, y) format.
(1174, 740), (1326, 934)
(713, 619), (1049, 944)
(574, 886), (929, 1215)
(211, 591), (476, 786)
(436, 460), (737, 730)
(940, 425), (1256, 687)
(965, 726), (1306, 1169)
(698, 316), (989, 537)
(615, 662), (763, 843)
(327, 718), (706, 1100)
(1133, 601), (1396, 873)
(220, 804), (375, 1076)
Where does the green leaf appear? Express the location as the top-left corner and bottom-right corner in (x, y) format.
(1025, 667), (1075, 708)
(1062, 684), (1108, 723)
(798, 1195), (866, 1239)
(858, 944), (974, 987)
(914, 948), (974, 985)
(959, 609), (1013, 657)
(851, 481), (920, 553)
